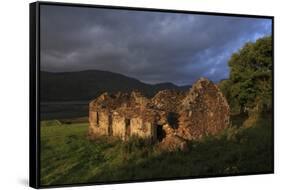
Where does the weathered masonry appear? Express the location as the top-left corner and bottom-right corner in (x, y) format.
(89, 78), (230, 151)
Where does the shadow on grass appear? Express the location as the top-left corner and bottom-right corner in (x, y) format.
(87, 122), (273, 183)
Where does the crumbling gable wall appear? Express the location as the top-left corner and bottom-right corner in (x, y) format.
(177, 78), (230, 140)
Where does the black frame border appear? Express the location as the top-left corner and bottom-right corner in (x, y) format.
(30, 2), (40, 188)
(29, 1), (274, 189)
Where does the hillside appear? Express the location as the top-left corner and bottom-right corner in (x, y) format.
(40, 70), (191, 102)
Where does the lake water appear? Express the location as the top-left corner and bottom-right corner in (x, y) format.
(40, 101), (90, 120)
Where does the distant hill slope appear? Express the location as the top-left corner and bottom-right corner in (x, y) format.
(40, 70), (191, 102)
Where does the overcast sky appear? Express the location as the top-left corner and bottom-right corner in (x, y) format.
(40, 5), (272, 85)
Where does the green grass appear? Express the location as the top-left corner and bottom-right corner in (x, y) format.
(40, 115), (273, 186)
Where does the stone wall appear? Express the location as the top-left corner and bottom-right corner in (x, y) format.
(89, 110), (109, 136)
(130, 118), (155, 140)
(112, 113), (126, 140)
(178, 78), (230, 140)
(88, 78), (230, 151)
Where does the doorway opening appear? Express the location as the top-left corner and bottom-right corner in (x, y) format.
(156, 125), (166, 142)
(125, 118), (131, 140)
(108, 114), (112, 136)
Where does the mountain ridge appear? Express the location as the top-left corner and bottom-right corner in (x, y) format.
(40, 70), (191, 102)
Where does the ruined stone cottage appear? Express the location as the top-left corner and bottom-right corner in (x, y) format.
(88, 78), (230, 151)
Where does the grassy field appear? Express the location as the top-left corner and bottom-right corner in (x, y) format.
(40, 114), (273, 186)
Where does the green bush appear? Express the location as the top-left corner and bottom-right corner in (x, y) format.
(219, 35), (272, 114)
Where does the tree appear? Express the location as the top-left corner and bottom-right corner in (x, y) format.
(219, 36), (272, 114)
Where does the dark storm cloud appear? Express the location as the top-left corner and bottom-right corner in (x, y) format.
(40, 5), (272, 85)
